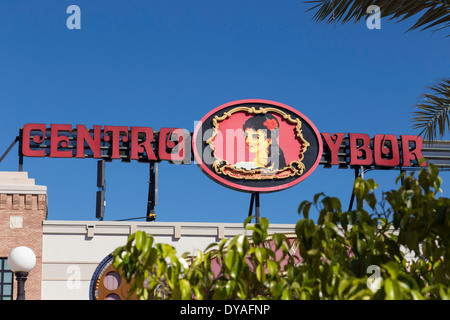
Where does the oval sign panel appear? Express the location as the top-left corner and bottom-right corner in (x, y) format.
(192, 99), (323, 193)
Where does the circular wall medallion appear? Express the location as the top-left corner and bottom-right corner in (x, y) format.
(89, 253), (136, 300)
(192, 99), (323, 193)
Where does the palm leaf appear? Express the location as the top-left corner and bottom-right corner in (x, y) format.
(411, 78), (450, 141)
(304, 1), (450, 141)
(303, 0), (450, 36)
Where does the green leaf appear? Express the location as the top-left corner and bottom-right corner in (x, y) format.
(256, 264), (266, 283)
(338, 278), (351, 298)
(225, 279), (236, 297)
(247, 225), (264, 245)
(411, 78), (450, 141)
(135, 231), (146, 252)
(384, 278), (401, 300)
(300, 290), (311, 300)
(179, 279), (191, 300)
(267, 260), (278, 277)
(313, 192), (325, 204)
(143, 248), (157, 269)
(272, 233), (284, 250)
(298, 200), (313, 219)
(281, 288), (293, 300)
(270, 280), (286, 298)
(255, 246), (265, 263)
(224, 250), (236, 271)
(304, 0), (450, 36)
(193, 250), (204, 267)
(303, 219), (316, 239)
(356, 238), (367, 256)
(259, 217), (269, 231)
(244, 215), (254, 227)
(224, 249), (242, 279)
(236, 234), (249, 256)
(306, 248), (320, 256)
(407, 231), (419, 250)
(230, 258), (242, 280)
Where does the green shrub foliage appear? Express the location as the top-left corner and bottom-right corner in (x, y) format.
(113, 164), (449, 300)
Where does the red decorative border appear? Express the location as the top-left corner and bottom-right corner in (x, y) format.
(192, 99), (323, 193)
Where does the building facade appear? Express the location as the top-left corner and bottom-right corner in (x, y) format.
(0, 171), (296, 300)
(0, 172), (47, 300)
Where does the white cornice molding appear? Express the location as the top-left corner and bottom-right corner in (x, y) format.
(0, 171), (47, 195)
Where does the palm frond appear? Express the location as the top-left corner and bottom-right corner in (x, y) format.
(303, 0), (450, 36)
(411, 78), (450, 141)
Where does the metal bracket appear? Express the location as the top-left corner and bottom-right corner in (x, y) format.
(0, 136), (21, 171)
(86, 225), (95, 238)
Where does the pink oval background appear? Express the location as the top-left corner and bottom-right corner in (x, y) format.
(210, 111), (305, 166)
(193, 99), (323, 193)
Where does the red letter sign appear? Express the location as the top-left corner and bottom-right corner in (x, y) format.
(50, 124), (73, 158)
(130, 127), (157, 161)
(159, 128), (185, 162)
(401, 135), (426, 167)
(349, 133), (372, 166)
(374, 134), (400, 166)
(76, 125), (102, 158)
(22, 123), (46, 157)
(104, 126), (129, 159)
(322, 133), (345, 166)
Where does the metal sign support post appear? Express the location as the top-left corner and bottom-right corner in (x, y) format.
(96, 160), (106, 221)
(248, 192), (260, 224)
(18, 130), (23, 171)
(146, 162), (158, 221)
(348, 165), (364, 211)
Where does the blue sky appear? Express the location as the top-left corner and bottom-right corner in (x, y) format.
(1, 1), (449, 224)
